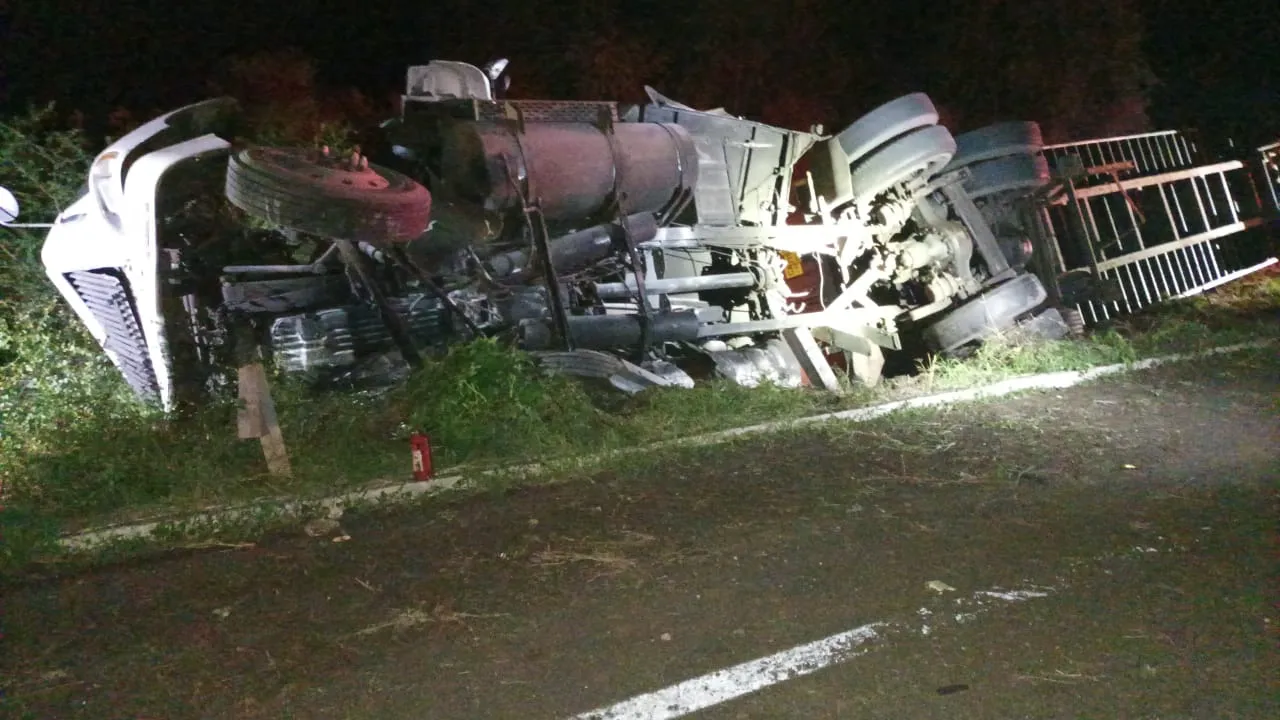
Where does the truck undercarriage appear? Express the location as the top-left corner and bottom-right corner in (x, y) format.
(37, 60), (1087, 411)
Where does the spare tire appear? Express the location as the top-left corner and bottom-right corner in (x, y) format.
(922, 272), (1049, 353)
(225, 146), (432, 244)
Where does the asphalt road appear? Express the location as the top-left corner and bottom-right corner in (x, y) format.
(2, 353), (1277, 720)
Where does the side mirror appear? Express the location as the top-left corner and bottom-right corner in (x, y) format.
(0, 186), (54, 228)
(483, 58), (509, 81)
(0, 186), (18, 225)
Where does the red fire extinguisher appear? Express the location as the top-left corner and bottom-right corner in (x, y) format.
(410, 432), (433, 481)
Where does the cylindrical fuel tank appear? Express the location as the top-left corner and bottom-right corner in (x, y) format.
(439, 121), (699, 222)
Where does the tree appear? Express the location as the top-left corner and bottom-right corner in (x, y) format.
(1143, 0), (1280, 145)
(923, 0), (1154, 142)
(664, 0), (854, 129)
(207, 49), (373, 148)
(0, 106), (92, 308)
(568, 28), (669, 103)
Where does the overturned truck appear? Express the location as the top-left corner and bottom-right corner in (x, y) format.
(38, 60), (1070, 410)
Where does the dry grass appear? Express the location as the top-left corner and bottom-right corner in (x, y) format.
(528, 530), (657, 579)
(1013, 669), (1104, 685)
(353, 603), (509, 637)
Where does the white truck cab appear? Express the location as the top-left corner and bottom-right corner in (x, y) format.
(37, 98), (238, 409)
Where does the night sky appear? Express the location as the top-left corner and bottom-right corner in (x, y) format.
(0, 0), (1276, 145)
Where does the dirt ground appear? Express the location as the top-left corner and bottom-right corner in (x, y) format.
(1, 352), (1277, 720)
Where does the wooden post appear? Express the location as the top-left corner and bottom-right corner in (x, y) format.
(237, 361), (293, 478)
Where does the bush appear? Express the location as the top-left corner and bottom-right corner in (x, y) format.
(0, 106), (141, 458)
(209, 49), (368, 153)
(1, 106), (150, 562)
(399, 339), (612, 466)
(0, 105), (93, 313)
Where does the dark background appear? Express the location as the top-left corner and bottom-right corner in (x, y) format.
(0, 0), (1276, 145)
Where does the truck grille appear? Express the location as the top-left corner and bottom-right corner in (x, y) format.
(64, 269), (161, 403)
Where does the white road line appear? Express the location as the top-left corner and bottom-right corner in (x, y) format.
(974, 589), (1051, 602)
(569, 623), (887, 720)
(568, 586), (1054, 720)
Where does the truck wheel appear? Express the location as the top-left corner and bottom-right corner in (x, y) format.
(849, 125), (957, 202)
(941, 121), (1045, 173)
(923, 272), (1049, 353)
(834, 93), (940, 163)
(962, 153), (1052, 199)
(225, 146), (432, 243)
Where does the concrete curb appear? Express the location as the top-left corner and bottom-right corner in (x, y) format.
(58, 339), (1275, 553)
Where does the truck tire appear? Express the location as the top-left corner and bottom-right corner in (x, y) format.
(835, 93), (940, 163)
(961, 153), (1052, 199)
(923, 272), (1049, 353)
(848, 125), (957, 202)
(225, 146), (432, 244)
(941, 121), (1045, 173)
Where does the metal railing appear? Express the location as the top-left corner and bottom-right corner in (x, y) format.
(1034, 131), (1276, 325)
(1258, 140), (1280, 213)
(1042, 130), (1205, 188)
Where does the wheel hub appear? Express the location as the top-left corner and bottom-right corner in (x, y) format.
(244, 146), (392, 192)
(309, 147), (391, 191)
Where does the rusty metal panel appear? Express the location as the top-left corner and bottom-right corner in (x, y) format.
(439, 121), (698, 222)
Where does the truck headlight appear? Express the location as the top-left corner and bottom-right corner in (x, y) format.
(89, 150), (124, 227)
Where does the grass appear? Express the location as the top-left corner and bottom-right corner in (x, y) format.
(12, 335), (1278, 582)
(915, 267), (1279, 391)
(1, 267), (1277, 573)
